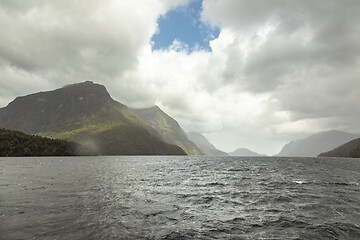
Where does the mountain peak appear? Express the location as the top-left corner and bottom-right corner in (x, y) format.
(143, 105), (163, 112)
(63, 80), (94, 87)
(0, 81), (117, 133)
(187, 132), (216, 150)
(0, 82), (187, 155)
(187, 131), (228, 156)
(276, 130), (357, 157)
(59, 81), (111, 100)
(131, 106), (203, 155)
(228, 148), (266, 156)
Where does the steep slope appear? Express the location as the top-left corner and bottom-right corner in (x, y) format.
(0, 82), (186, 155)
(228, 148), (266, 157)
(276, 130), (358, 157)
(319, 138), (360, 158)
(131, 106), (202, 155)
(0, 128), (86, 156)
(187, 132), (227, 156)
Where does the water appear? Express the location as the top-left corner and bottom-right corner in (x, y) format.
(1, 156), (360, 239)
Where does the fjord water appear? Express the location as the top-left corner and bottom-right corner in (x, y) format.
(1, 156), (359, 239)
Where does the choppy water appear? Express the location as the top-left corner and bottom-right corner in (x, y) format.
(1, 156), (360, 239)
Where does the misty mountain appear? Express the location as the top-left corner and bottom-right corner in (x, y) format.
(319, 138), (360, 158)
(130, 106), (202, 155)
(0, 81), (186, 155)
(228, 148), (266, 157)
(276, 130), (358, 157)
(187, 132), (227, 156)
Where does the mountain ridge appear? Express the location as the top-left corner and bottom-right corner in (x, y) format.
(130, 106), (202, 155)
(276, 130), (358, 157)
(319, 138), (360, 158)
(0, 81), (186, 155)
(228, 148), (266, 157)
(187, 132), (227, 156)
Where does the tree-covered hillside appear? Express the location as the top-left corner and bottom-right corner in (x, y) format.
(0, 81), (187, 156)
(131, 106), (202, 155)
(0, 128), (82, 156)
(319, 138), (360, 158)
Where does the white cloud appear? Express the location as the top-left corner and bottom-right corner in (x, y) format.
(0, 0), (360, 154)
(0, 0), (188, 102)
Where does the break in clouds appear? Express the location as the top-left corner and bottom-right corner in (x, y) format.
(0, 0), (359, 154)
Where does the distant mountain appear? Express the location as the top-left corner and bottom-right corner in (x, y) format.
(0, 81), (186, 155)
(276, 130), (358, 157)
(131, 106), (202, 155)
(228, 148), (266, 157)
(0, 128), (87, 156)
(319, 138), (360, 158)
(187, 132), (227, 156)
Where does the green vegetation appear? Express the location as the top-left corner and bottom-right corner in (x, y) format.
(0, 128), (82, 156)
(0, 82), (187, 155)
(93, 125), (186, 155)
(131, 106), (203, 155)
(319, 138), (360, 158)
(41, 124), (186, 155)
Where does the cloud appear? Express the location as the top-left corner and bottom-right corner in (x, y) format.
(0, 0), (359, 154)
(201, 0), (360, 127)
(0, 0), (188, 103)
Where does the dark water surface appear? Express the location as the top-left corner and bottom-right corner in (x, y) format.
(1, 156), (360, 239)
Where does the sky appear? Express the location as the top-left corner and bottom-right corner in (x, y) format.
(151, 0), (219, 51)
(0, 0), (360, 155)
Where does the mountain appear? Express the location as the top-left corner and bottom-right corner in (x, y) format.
(276, 130), (358, 157)
(319, 138), (360, 158)
(228, 148), (266, 157)
(0, 128), (87, 156)
(130, 106), (202, 155)
(187, 132), (227, 156)
(0, 81), (186, 155)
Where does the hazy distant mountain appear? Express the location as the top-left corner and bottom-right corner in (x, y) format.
(276, 130), (358, 157)
(319, 138), (360, 158)
(187, 132), (227, 156)
(0, 81), (186, 155)
(228, 148), (266, 157)
(131, 106), (202, 155)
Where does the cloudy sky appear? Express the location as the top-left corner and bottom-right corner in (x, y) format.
(1, 0), (359, 155)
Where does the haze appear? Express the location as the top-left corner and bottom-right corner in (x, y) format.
(0, 0), (359, 155)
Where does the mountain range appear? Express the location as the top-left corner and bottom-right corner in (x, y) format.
(228, 148), (266, 157)
(131, 106), (202, 155)
(187, 132), (227, 156)
(319, 138), (360, 158)
(276, 130), (358, 157)
(0, 81), (186, 155)
(2, 81), (359, 157)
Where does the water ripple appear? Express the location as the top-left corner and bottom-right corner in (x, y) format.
(0, 156), (359, 239)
